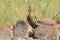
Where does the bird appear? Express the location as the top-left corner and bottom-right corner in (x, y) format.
(27, 6), (38, 28)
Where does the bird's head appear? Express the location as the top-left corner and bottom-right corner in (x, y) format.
(28, 6), (32, 14)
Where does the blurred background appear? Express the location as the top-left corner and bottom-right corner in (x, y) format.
(0, 0), (60, 25)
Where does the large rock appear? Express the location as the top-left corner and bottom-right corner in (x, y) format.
(0, 24), (13, 30)
(37, 18), (57, 25)
(0, 24), (13, 40)
(13, 20), (33, 40)
(0, 29), (13, 40)
(33, 18), (59, 40)
(11, 36), (35, 40)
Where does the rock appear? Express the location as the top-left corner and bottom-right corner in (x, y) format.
(13, 20), (33, 39)
(0, 24), (14, 30)
(34, 25), (58, 39)
(33, 18), (59, 40)
(38, 18), (57, 25)
(0, 24), (13, 40)
(56, 25), (60, 37)
(0, 29), (13, 40)
(28, 24), (33, 37)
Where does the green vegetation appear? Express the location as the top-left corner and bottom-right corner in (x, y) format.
(0, 0), (60, 24)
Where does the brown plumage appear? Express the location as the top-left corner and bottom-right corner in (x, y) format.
(27, 6), (37, 27)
